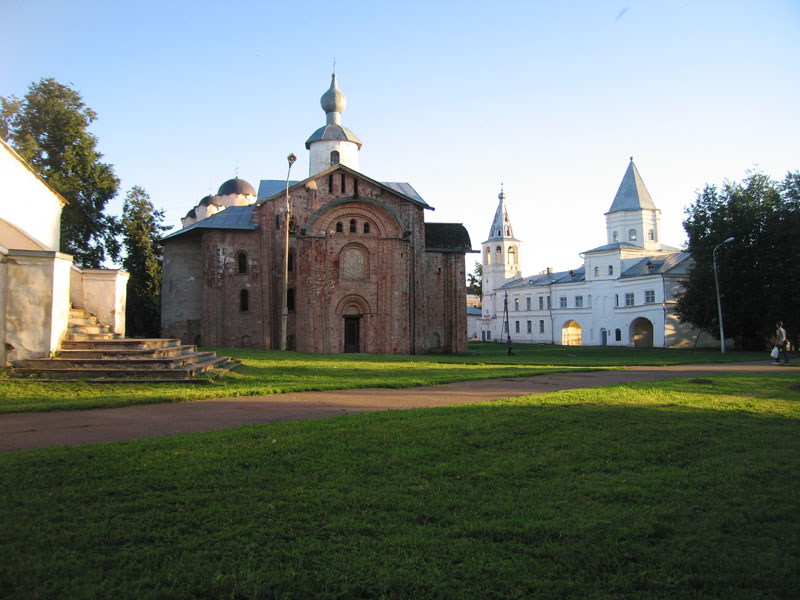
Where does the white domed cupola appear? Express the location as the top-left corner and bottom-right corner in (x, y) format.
(306, 73), (362, 177)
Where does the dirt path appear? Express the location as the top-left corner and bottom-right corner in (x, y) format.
(0, 363), (785, 452)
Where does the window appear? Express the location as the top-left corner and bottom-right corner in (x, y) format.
(526, 297), (531, 311)
(514, 298), (519, 311)
(629, 229), (637, 241)
(538, 296), (544, 310)
(481, 331), (486, 341)
(594, 266), (599, 277)
(328, 174), (333, 193)
(547, 296), (551, 309)
(275, 214), (281, 230)
(503, 322), (508, 333)
(363, 222), (370, 234)
(288, 251), (294, 272)
(615, 328), (622, 341)
(287, 288), (295, 311)
(330, 150), (340, 165)
(559, 296), (567, 308)
(341, 173), (346, 193)
(515, 321), (520, 333)
(349, 219), (356, 233)
(615, 294), (619, 307)
(508, 247), (517, 264)
(575, 295), (584, 308)
(353, 178), (359, 196)
(239, 289), (249, 312)
(336, 221), (343, 233)
(237, 251), (247, 274)
(539, 320), (545, 333)
(608, 265), (614, 275)
(485, 248), (491, 265)
(613, 231), (619, 242)
(487, 331), (492, 340)
(648, 229), (655, 241)
(527, 320), (532, 333)
(496, 246), (501, 259)
(645, 289), (656, 304)
(625, 292), (635, 306)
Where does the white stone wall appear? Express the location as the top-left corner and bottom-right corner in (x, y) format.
(81, 270), (129, 336)
(0, 141), (63, 251)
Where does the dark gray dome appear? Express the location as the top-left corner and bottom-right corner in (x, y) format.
(217, 178), (256, 197)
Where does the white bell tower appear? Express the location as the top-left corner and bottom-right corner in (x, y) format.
(481, 187), (522, 324)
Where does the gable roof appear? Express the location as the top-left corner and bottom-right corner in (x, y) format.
(607, 158), (657, 214)
(163, 205), (256, 240)
(257, 164), (431, 209)
(620, 252), (692, 277)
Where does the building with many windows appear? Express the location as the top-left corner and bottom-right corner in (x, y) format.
(478, 159), (711, 347)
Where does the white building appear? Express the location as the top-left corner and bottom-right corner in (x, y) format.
(0, 138), (128, 365)
(478, 158), (711, 348)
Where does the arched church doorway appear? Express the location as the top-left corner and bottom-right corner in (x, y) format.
(561, 320), (582, 346)
(631, 317), (654, 348)
(344, 316), (360, 353)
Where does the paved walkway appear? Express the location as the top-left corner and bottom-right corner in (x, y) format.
(0, 363), (786, 452)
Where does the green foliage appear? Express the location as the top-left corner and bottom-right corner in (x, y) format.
(1, 374), (798, 598)
(121, 186), (171, 337)
(467, 261), (483, 297)
(1, 78), (120, 267)
(677, 170), (800, 350)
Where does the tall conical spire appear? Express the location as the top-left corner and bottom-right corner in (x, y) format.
(487, 185), (516, 240)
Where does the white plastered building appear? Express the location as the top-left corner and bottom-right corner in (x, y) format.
(0, 138), (129, 365)
(478, 158), (712, 348)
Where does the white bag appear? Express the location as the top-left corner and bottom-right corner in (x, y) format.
(771, 346), (779, 359)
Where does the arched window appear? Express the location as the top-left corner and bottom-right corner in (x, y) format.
(237, 251), (247, 274)
(648, 228), (655, 241)
(363, 222), (370, 234)
(485, 247), (491, 265)
(496, 246), (502, 259)
(608, 265), (614, 275)
(613, 231), (619, 242)
(508, 246), (517, 265)
(239, 289), (249, 312)
(336, 221), (343, 233)
(594, 266), (599, 277)
(629, 229), (637, 241)
(615, 328), (622, 342)
(349, 219), (356, 233)
(330, 150), (340, 165)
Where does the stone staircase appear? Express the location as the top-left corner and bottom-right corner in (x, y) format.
(9, 309), (238, 382)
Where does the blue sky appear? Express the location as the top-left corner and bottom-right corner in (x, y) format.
(1, 0), (798, 273)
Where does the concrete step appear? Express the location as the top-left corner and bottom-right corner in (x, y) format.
(8, 356), (239, 381)
(56, 345), (196, 359)
(64, 332), (123, 342)
(17, 352), (217, 371)
(61, 338), (182, 351)
(68, 324), (112, 335)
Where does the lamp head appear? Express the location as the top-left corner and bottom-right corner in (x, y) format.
(287, 153), (297, 167)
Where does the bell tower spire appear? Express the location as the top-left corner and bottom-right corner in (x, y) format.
(481, 186), (522, 309)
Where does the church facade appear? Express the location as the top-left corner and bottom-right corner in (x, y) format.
(161, 74), (472, 354)
(479, 159), (711, 348)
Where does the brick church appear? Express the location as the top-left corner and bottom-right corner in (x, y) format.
(161, 73), (473, 354)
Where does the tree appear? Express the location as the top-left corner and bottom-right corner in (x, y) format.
(121, 186), (171, 338)
(676, 170), (800, 350)
(1, 78), (120, 267)
(467, 262), (483, 298)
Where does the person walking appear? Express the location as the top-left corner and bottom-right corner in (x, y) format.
(775, 321), (790, 365)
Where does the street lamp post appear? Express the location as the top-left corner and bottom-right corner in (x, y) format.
(281, 153), (297, 351)
(712, 236), (735, 353)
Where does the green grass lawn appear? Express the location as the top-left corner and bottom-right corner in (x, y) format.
(1, 372), (798, 598)
(0, 343), (772, 414)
